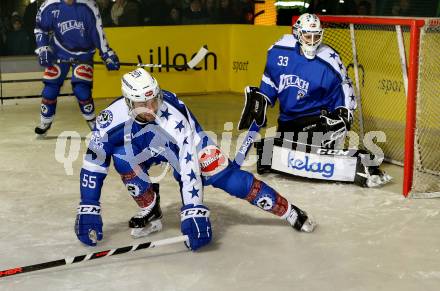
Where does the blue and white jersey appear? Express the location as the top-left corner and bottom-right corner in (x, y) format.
(82, 91), (206, 206)
(260, 34), (356, 122)
(35, 0), (112, 61)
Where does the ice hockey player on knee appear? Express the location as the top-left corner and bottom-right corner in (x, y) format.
(75, 68), (315, 251)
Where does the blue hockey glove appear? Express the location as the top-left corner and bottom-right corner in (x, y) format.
(102, 51), (120, 71)
(36, 46), (54, 67)
(180, 204), (212, 251)
(75, 203), (103, 246)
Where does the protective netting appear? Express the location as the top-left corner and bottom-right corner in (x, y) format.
(411, 22), (440, 197)
(319, 18), (440, 197)
(254, 0), (277, 25)
(320, 22), (408, 163)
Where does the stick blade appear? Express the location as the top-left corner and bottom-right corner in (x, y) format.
(186, 46), (209, 69)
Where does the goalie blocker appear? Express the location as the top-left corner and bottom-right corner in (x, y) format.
(255, 137), (392, 188)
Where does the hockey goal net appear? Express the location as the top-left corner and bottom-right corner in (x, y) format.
(295, 16), (440, 198)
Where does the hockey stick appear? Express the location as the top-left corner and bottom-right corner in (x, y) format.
(232, 120), (261, 168)
(56, 46), (209, 69)
(232, 86), (266, 168)
(0, 235), (188, 278)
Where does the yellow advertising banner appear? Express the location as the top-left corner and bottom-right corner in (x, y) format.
(94, 25), (231, 98)
(228, 25), (289, 92)
(93, 25), (290, 98)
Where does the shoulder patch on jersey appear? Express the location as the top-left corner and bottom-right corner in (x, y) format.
(97, 110), (113, 128)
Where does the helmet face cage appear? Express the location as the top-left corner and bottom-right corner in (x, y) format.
(125, 89), (163, 114)
(121, 68), (164, 122)
(125, 89), (163, 120)
(293, 13), (323, 59)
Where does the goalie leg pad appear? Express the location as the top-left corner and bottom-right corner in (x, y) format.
(256, 137), (358, 182)
(354, 151), (392, 187)
(238, 86), (269, 130)
(257, 138), (392, 187)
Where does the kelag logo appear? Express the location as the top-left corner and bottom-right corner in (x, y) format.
(142, 46), (217, 72)
(287, 151), (335, 178)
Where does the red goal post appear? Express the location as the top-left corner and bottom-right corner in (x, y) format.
(292, 15), (440, 198)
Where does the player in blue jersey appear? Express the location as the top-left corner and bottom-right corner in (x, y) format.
(34, 0), (120, 135)
(75, 68), (316, 251)
(239, 13), (391, 187)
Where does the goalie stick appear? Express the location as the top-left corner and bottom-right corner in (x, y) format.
(232, 120), (261, 168)
(0, 235), (188, 278)
(232, 86), (266, 167)
(57, 46), (209, 69)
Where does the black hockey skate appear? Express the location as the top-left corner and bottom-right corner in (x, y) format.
(34, 122), (52, 136)
(129, 184), (163, 238)
(286, 204), (316, 233)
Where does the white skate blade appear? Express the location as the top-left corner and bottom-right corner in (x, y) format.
(35, 133), (48, 139)
(301, 215), (317, 233)
(130, 219), (163, 238)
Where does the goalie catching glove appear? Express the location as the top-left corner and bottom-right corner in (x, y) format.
(320, 106), (353, 148)
(238, 86), (269, 130)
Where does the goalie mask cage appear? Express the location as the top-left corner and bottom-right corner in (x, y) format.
(293, 16), (440, 198)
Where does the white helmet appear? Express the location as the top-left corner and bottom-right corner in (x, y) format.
(121, 68), (163, 118)
(293, 13), (323, 59)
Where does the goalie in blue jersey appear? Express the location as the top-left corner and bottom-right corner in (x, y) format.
(75, 68), (316, 251)
(238, 13), (391, 187)
(34, 0), (120, 136)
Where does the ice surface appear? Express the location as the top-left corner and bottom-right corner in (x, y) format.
(0, 96), (439, 291)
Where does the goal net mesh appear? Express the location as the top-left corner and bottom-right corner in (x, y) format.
(319, 19), (440, 197)
(412, 22), (440, 197)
